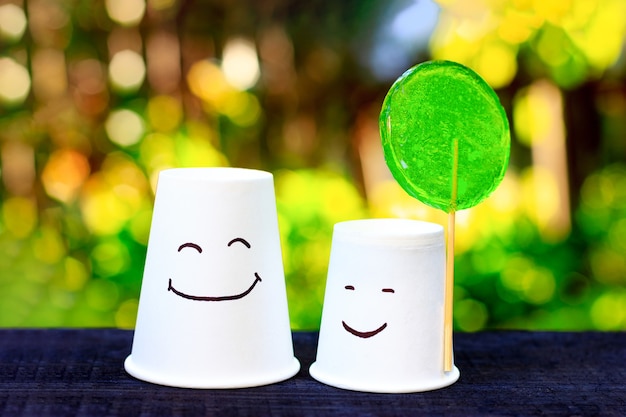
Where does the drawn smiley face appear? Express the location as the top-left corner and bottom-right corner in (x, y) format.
(341, 285), (395, 338)
(167, 237), (262, 301)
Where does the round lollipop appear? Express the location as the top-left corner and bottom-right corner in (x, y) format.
(379, 60), (510, 371)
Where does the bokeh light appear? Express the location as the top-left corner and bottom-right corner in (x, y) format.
(105, 109), (145, 147)
(32, 224), (66, 265)
(186, 58), (262, 127)
(109, 50), (146, 92)
(42, 149), (91, 203)
(0, 4), (27, 42)
(105, 0), (146, 26)
(2, 197), (37, 238)
(222, 37), (261, 90)
(80, 153), (150, 236)
(187, 60), (233, 107)
(590, 291), (626, 330)
(147, 95), (183, 132)
(454, 298), (488, 332)
(0, 58), (31, 105)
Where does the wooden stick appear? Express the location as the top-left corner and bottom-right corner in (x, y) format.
(444, 211), (455, 372)
(444, 138), (458, 372)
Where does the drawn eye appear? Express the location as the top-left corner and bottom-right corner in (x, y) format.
(178, 242), (202, 253)
(344, 285), (355, 290)
(382, 288), (395, 293)
(228, 237), (251, 248)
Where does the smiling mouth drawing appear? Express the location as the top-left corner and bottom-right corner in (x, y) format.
(168, 273), (262, 301)
(342, 321), (388, 338)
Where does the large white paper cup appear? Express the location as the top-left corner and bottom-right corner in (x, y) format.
(125, 167), (300, 388)
(310, 219), (459, 393)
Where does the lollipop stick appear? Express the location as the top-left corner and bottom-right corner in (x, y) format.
(444, 211), (455, 371)
(444, 138), (458, 372)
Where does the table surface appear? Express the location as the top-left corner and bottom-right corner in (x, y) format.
(0, 329), (624, 417)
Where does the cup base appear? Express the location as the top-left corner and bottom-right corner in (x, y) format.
(309, 362), (459, 393)
(125, 355), (300, 389)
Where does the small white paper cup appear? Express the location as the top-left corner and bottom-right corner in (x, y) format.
(310, 219), (459, 393)
(125, 167), (299, 388)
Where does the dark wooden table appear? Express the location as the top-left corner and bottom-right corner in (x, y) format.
(0, 329), (624, 416)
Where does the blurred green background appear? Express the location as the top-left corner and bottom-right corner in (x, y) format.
(0, 0), (625, 331)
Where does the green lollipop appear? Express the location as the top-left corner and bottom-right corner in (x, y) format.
(380, 60), (510, 212)
(379, 60), (510, 371)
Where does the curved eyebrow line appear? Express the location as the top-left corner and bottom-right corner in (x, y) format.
(382, 288), (395, 293)
(344, 285), (355, 290)
(178, 242), (202, 253)
(228, 237), (251, 248)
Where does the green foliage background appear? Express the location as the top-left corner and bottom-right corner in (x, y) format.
(0, 0), (625, 330)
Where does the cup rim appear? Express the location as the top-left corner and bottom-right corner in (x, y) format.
(158, 167), (272, 182)
(332, 218), (444, 246)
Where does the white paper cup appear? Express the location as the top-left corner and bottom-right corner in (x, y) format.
(310, 219), (459, 393)
(125, 167), (300, 388)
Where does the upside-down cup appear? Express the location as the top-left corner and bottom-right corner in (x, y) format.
(125, 167), (300, 388)
(310, 219), (459, 393)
